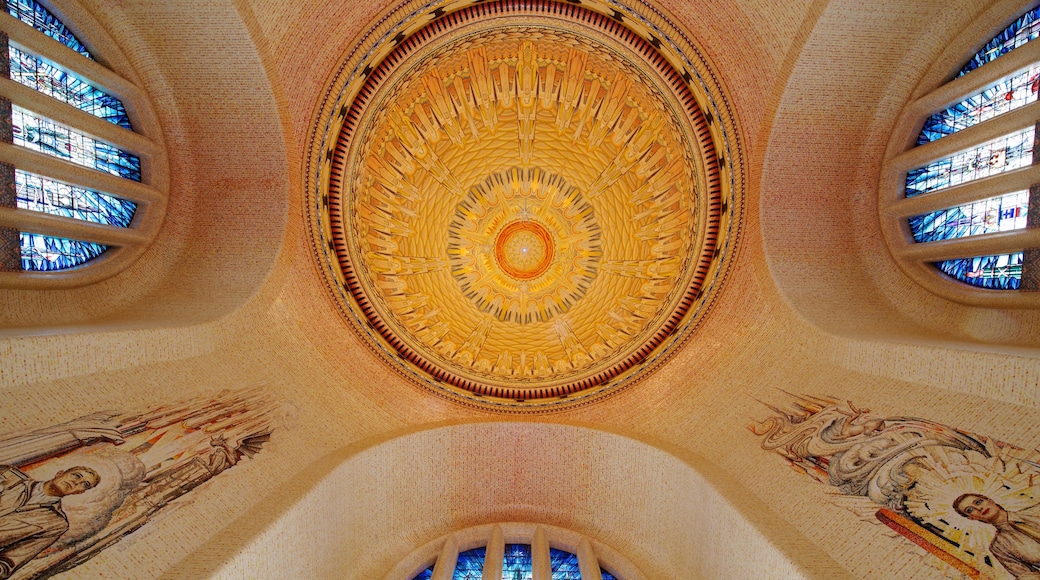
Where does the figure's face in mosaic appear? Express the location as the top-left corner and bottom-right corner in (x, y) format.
(50, 466), (99, 496)
(955, 494), (1003, 524)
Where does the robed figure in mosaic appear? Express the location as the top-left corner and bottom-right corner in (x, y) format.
(0, 465), (98, 578)
(0, 389), (278, 580)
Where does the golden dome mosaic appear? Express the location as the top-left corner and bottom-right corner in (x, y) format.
(308, 0), (743, 410)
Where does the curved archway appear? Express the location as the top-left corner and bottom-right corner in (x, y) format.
(0, 0), (290, 333)
(759, 0), (1040, 348)
(170, 422), (842, 580)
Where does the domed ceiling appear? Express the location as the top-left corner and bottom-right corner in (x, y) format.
(308, 0), (743, 410)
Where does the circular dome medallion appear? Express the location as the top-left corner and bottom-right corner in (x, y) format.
(309, 0), (744, 410)
(495, 220), (554, 280)
(449, 168), (600, 324)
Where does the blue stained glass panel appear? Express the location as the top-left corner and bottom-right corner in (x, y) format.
(959, 7), (1040, 77)
(936, 252), (1023, 289)
(412, 565), (435, 580)
(600, 569), (618, 580)
(9, 46), (131, 129)
(16, 169), (135, 226)
(454, 547), (486, 580)
(909, 190), (1028, 243)
(502, 544), (533, 580)
(5, 0), (91, 58)
(549, 548), (581, 579)
(918, 64), (1040, 145)
(20, 231), (105, 270)
(12, 105), (141, 181)
(905, 128), (1034, 198)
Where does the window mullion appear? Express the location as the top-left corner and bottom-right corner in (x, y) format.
(889, 101), (1040, 174)
(910, 38), (1040, 121)
(0, 29), (17, 271)
(430, 534), (459, 580)
(0, 204), (145, 246)
(885, 164), (1040, 218)
(0, 13), (139, 102)
(0, 141), (160, 203)
(899, 228), (1040, 262)
(0, 76), (156, 157)
(483, 525), (505, 580)
(531, 526), (551, 580)
(577, 538), (604, 580)
(1022, 122), (1040, 290)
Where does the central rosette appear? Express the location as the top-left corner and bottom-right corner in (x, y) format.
(495, 221), (554, 279)
(448, 168), (600, 324)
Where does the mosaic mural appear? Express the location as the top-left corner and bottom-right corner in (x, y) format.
(0, 389), (279, 579)
(752, 395), (1040, 579)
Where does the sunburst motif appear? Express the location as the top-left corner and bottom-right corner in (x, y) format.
(311, 0), (741, 405)
(448, 168), (600, 324)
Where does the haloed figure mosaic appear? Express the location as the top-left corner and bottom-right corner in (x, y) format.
(954, 494), (1040, 578)
(753, 394), (1040, 579)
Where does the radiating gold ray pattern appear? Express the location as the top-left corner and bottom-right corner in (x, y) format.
(309, 0), (743, 410)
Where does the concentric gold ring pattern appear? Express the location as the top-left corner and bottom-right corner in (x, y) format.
(310, 0), (744, 410)
(494, 220), (554, 280)
(449, 168), (600, 324)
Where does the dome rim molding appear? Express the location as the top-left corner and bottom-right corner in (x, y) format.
(305, 0), (746, 412)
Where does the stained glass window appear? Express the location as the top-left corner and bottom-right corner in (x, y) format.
(12, 105), (141, 181)
(601, 569), (618, 580)
(909, 190), (1028, 243)
(20, 231), (105, 270)
(901, 6), (1040, 293)
(959, 6), (1040, 77)
(917, 63), (1040, 145)
(454, 547), (486, 580)
(9, 46), (131, 128)
(936, 252), (1023, 289)
(0, 0), (156, 277)
(905, 128), (1034, 198)
(549, 548), (581, 579)
(5, 0), (91, 58)
(416, 539), (620, 579)
(16, 170), (135, 226)
(502, 544), (533, 580)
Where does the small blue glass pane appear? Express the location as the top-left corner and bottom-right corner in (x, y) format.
(936, 253), (1023, 289)
(600, 569), (618, 580)
(905, 128), (1034, 198)
(454, 547), (486, 580)
(549, 548), (581, 579)
(5, 0), (91, 58)
(20, 231), (105, 270)
(412, 565), (435, 580)
(502, 544), (533, 580)
(16, 170), (136, 227)
(918, 63), (1040, 145)
(10, 46), (131, 129)
(909, 190), (1028, 243)
(959, 7), (1040, 77)
(12, 105), (141, 181)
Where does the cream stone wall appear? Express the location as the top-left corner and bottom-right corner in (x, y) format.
(1, 0), (1039, 578)
(187, 423), (837, 579)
